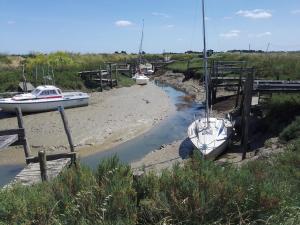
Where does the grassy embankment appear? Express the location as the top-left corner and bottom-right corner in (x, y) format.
(0, 52), (164, 92)
(165, 52), (300, 81)
(0, 52), (299, 224)
(0, 123), (299, 224)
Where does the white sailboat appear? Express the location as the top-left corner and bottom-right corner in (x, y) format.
(133, 20), (149, 85)
(187, 0), (233, 159)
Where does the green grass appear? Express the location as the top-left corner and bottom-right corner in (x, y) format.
(0, 52), (140, 92)
(0, 144), (299, 224)
(165, 52), (300, 81)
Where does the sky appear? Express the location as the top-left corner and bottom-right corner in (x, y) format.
(0, 0), (300, 54)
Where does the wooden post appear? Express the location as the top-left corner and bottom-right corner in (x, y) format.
(35, 66), (38, 87)
(58, 106), (75, 152)
(99, 72), (103, 92)
(115, 65), (118, 86)
(22, 64), (28, 93)
(38, 150), (48, 181)
(109, 63), (113, 88)
(241, 70), (254, 160)
(235, 70), (242, 108)
(15, 107), (31, 159)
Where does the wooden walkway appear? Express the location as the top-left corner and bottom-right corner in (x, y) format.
(1, 107), (77, 188)
(0, 135), (18, 150)
(5, 158), (71, 187)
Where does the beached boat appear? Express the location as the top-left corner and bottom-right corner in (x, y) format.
(0, 85), (89, 113)
(188, 117), (232, 159)
(187, 0), (233, 159)
(132, 20), (150, 85)
(140, 63), (154, 75)
(132, 72), (150, 85)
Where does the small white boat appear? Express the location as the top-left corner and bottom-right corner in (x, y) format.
(140, 63), (154, 75)
(188, 117), (232, 159)
(132, 20), (150, 85)
(187, 0), (233, 159)
(0, 85), (89, 113)
(132, 72), (149, 85)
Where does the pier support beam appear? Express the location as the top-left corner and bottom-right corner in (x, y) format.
(38, 150), (48, 181)
(16, 107), (31, 159)
(58, 106), (75, 153)
(241, 70), (254, 160)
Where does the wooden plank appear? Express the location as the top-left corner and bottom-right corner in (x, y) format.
(0, 135), (18, 149)
(5, 158), (71, 187)
(26, 152), (76, 164)
(0, 128), (24, 137)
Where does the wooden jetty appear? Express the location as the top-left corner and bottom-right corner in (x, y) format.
(1, 107), (77, 188)
(79, 63), (119, 91)
(208, 60), (300, 160)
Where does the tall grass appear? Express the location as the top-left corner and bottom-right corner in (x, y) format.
(0, 52), (140, 92)
(0, 146), (299, 225)
(165, 52), (300, 81)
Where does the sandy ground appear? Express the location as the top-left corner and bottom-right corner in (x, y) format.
(0, 83), (175, 165)
(132, 71), (282, 174)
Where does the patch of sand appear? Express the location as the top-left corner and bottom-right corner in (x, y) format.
(0, 83), (175, 165)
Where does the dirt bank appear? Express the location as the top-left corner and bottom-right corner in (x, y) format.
(0, 83), (175, 165)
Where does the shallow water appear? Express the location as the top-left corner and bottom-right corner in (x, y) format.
(0, 82), (203, 186)
(81, 81), (204, 169)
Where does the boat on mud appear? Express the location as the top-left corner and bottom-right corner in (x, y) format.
(0, 85), (89, 113)
(132, 72), (149, 85)
(187, 0), (233, 159)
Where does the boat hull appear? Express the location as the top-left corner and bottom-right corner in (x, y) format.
(136, 77), (149, 85)
(0, 97), (89, 113)
(187, 118), (232, 160)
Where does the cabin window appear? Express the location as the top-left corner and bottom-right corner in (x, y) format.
(49, 90), (57, 95)
(40, 90), (50, 95)
(57, 89), (62, 94)
(32, 89), (41, 95)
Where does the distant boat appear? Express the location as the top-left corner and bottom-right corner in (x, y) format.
(139, 63), (154, 75)
(132, 72), (150, 85)
(0, 85), (89, 113)
(187, 0), (233, 159)
(133, 19), (149, 85)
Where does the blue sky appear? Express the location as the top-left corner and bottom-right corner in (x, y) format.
(1, 0), (300, 54)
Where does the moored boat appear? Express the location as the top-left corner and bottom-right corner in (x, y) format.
(188, 117), (232, 159)
(132, 72), (149, 85)
(0, 85), (89, 113)
(187, 0), (233, 159)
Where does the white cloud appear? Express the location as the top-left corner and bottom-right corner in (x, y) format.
(236, 9), (272, 19)
(165, 24), (175, 29)
(114, 20), (133, 27)
(152, 12), (170, 18)
(220, 30), (241, 38)
(248, 31), (272, 38)
(291, 9), (300, 14)
(256, 31), (272, 37)
(223, 16), (232, 20)
(7, 20), (16, 25)
(177, 38), (183, 41)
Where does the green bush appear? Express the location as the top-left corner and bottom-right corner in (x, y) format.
(0, 148), (299, 224)
(280, 117), (300, 142)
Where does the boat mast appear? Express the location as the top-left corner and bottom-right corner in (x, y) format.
(138, 19), (144, 66)
(201, 0), (209, 125)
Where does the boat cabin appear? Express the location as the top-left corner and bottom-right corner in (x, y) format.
(32, 86), (62, 98)
(12, 85), (63, 101)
